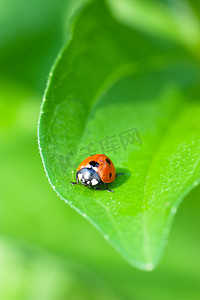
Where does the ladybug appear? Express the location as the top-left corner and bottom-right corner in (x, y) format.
(70, 154), (123, 192)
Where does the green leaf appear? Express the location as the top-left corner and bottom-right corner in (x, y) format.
(38, 0), (200, 270)
(107, 0), (200, 52)
(0, 0), (73, 92)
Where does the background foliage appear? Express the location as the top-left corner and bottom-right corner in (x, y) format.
(0, 0), (200, 299)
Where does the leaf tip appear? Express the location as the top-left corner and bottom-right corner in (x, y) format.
(127, 259), (156, 272)
(144, 262), (155, 272)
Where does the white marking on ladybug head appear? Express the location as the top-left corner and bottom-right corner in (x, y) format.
(84, 171), (90, 180)
(85, 164), (92, 168)
(91, 179), (98, 186)
(78, 173), (83, 180)
(93, 167), (98, 172)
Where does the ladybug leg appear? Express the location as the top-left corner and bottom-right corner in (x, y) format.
(70, 173), (79, 185)
(94, 182), (102, 191)
(116, 173), (124, 177)
(104, 183), (114, 193)
(94, 186), (101, 191)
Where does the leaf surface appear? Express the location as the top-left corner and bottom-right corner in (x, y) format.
(38, 0), (200, 270)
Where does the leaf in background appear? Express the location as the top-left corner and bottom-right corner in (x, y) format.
(107, 0), (200, 54)
(0, 0), (83, 92)
(38, 0), (200, 270)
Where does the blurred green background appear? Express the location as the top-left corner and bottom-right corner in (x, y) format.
(0, 0), (200, 299)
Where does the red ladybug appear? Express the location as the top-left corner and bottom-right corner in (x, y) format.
(70, 154), (123, 192)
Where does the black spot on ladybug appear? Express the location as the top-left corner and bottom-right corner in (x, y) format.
(89, 161), (99, 167)
(106, 158), (111, 164)
(109, 172), (112, 178)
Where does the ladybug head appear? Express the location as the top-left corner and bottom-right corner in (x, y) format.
(76, 168), (101, 187)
